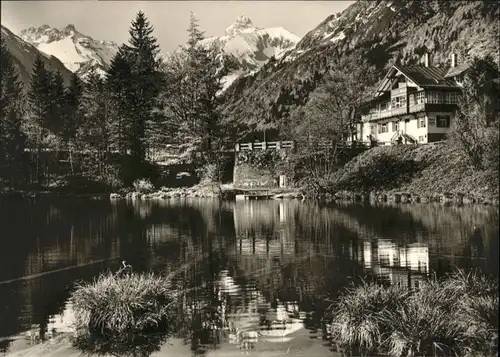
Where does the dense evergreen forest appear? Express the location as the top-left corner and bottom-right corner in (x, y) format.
(0, 12), (232, 192)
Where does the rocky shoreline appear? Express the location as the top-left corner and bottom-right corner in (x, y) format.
(110, 184), (229, 200)
(109, 185), (307, 201)
(2, 186), (498, 206)
(322, 190), (500, 206)
(108, 186), (499, 206)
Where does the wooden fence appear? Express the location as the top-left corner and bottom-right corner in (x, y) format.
(235, 141), (295, 152)
(234, 140), (376, 152)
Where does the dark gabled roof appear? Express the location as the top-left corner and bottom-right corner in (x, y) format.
(393, 65), (458, 88)
(444, 62), (470, 78)
(374, 64), (461, 96)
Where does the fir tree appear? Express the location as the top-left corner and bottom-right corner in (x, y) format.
(62, 72), (83, 174)
(0, 38), (26, 186)
(48, 70), (67, 139)
(186, 12), (204, 52)
(2, 108), (26, 182)
(0, 38), (23, 118)
(125, 11), (163, 161)
(106, 45), (133, 155)
(80, 69), (109, 176)
(26, 54), (52, 184)
(163, 13), (231, 182)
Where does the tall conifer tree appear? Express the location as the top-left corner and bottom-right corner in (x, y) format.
(162, 13), (231, 182)
(48, 70), (67, 138)
(62, 72), (83, 174)
(125, 11), (163, 161)
(106, 45), (133, 155)
(80, 69), (109, 175)
(26, 54), (51, 184)
(0, 38), (26, 186)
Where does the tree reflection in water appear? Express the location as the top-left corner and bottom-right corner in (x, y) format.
(0, 339), (11, 354)
(73, 330), (170, 357)
(0, 199), (497, 356)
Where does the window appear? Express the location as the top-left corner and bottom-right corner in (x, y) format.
(414, 91), (425, 105)
(392, 121), (399, 132)
(391, 95), (406, 109)
(419, 136), (425, 142)
(378, 123), (389, 134)
(370, 124), (376, 135)
(428, 117), (436, 126)
(436, 115), (451, 128)
(379, 253), (390, 266)
(447, 92), (460, 104)
(380, 101), (390, 111)
(426, 91), (444, 104)
(417, 117), (426, 128)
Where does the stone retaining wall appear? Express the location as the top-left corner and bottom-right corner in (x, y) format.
(233, 162), (278, 188)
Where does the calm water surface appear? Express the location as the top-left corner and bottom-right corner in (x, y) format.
(0, 198), (498, 356)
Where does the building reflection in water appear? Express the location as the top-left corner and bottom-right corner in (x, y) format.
(217, 269), (306, 353)
(0, 199), (497, 356)
(361, 240), (429, 288)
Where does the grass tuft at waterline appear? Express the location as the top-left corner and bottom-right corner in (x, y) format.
(324, 281), (410, 356)
(324, 269), (499, 357)
(70, 271), (178, 357)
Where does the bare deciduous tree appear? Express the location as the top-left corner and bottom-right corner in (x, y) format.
(451, 56), (499, 172)
(285, 53), (377, 193)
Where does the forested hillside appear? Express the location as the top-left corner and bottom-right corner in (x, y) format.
(222, 0), (499, 137)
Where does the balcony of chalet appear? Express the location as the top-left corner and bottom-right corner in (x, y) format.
(361, 90), (461, 122)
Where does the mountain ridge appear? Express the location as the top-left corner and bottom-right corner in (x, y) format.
(198, 16), (300, 91)
(1, 24), (74, 88)
(19, 23), (119, 79)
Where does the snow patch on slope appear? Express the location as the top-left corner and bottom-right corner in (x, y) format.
(37, 37), (83, 71)
(330, 31), (346, 43)
(220, 71), (244, 94)
(20, 24), (119, 78)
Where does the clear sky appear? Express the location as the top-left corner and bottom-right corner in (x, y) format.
(1, 1), (354, 53)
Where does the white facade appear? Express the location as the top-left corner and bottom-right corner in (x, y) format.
(355, 61), (464, 146)
(358, 111), (454, 145)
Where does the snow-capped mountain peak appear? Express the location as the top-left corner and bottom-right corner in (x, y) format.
(1, 24), (74, 88)
(225, 15), (257, 36)
(19, 24), (119, 79)
(198, 16), (300, 92)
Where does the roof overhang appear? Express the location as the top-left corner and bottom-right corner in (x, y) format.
(374, 65), (423, 96)
(374, 66), (399, 96)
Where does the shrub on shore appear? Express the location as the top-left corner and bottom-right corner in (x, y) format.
(380, 280), (462, 357)
(445, 270), (499, 357)
(133, 178), (155, 193)
(326, 281), (410, 356)
(70, 271), (177, 357)
(325, 269), (499, 357)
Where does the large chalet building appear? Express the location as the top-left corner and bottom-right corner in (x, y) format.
(356, 53), (468, 145)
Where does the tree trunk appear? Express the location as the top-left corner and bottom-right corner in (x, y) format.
(68, 140), (74, 176)
(36, 143), (42, 186)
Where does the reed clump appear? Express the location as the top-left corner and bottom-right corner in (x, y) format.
(325, 269), (498, 357)
(70, 271), (178, 357)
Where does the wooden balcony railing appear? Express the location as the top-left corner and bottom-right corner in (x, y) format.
(362, 106), (408, 121)
(235, 141), (295, 152)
